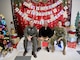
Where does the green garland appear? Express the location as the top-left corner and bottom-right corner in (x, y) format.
(42, 0), (48, 3)
(62, 0), (67, 6)
(32, 0), (48, 3)
(32, 0), (40, 3)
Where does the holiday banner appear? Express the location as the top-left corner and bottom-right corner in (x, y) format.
(14, 0), (68, 29)
(11, 0), (71, 37)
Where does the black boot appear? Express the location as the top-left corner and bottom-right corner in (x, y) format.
(23, 50), (27, 56)
(32, 51), (37, 58)
(37, 47), (41, 52)
(46, 47), (49, 52)
(56, 41), (61, 45)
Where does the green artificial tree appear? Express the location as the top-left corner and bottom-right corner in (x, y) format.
(75, 11), (80, 28)
(62, 0), (67, 6)
(0, 14), (13, 56)
(14, 0), (22, 8)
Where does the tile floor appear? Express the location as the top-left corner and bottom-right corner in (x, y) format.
(0, 37), (80, 60)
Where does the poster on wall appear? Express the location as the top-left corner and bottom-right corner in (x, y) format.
(11, 0), (72, 37)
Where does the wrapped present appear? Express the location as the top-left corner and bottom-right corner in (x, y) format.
(67, 42), (77, 48)
(42, 41), (48, 47)
(0, 28), (2, 31)
(0, 35), (4, 39)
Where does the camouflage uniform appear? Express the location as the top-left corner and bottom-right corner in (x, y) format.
(24, 26), (38, 52)
(50, 26), (67, 55)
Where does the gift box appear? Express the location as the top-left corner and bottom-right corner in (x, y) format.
(67, 42), (77, 48)
(0, 35), (4, 39)
(42, 41), (48, 47)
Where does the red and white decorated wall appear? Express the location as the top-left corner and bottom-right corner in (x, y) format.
(14, 0), (68, 35)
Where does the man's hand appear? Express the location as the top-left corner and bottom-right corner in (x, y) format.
(45, 37), (49, 41)
(27, 36), (32, 41)
(58, 37), (63, 41)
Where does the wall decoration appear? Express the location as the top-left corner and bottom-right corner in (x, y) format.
(11, 0), (72, 37)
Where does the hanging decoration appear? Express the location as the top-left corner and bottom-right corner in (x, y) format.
(15, 7), (64, 24)
(32, 0), (40, 3)
(42, 0), (48, 3)
(23, 0), (62, 11)
(14, 0), (68, 29)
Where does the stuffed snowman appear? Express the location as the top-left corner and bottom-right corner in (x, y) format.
(68, 25), (77, 42)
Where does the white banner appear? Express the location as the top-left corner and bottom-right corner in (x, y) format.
(15, 7), (65, 25)
(23, 0), (62, 11)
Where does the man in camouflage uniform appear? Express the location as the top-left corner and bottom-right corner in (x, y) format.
(23, 20), (38, 58)
(50, 21), (67, 55)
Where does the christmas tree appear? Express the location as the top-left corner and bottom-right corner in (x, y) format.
(0, 14), (13, 57)
(75, 11), (80, 28)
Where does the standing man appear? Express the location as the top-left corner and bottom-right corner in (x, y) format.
(37, 21), (53, 52)
(23, 20), (38, 58)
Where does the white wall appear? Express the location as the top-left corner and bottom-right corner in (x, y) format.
(0, 0), (14, 32)
(71, 0), (80, 26)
